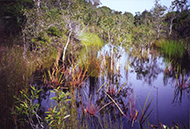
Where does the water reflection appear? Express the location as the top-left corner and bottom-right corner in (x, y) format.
(161, 49), (190, 104)
(128, 47), (163, 85)
(36, 43), (190, 128)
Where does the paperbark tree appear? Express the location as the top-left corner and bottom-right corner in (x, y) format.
(151, 0), (167, 39)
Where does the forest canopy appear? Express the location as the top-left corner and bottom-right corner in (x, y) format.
(0, 0), (189, 48)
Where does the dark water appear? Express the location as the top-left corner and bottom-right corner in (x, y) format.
(39, 43), (190, 128)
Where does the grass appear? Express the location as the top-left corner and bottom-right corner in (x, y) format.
(0, 44), (61, 128)
(155, 40), (185, 58)
(138, 91), (153, 127)
(79, 32), (103, 48)
(0, 45), (40, 128)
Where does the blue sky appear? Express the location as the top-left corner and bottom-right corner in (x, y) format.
(100, 0), (173, 15)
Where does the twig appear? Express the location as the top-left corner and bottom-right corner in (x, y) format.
(97, 101), (113, 113)
(104, 91), (127, 118)
(96, 82), (107, 93)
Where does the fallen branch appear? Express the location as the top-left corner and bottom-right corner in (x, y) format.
(104, 91), (127, 118)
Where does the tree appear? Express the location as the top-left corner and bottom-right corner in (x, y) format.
(171, 0), (189, 12)
(165, 0), (190, 40)
(151, 0), (167, 39)
(89, 0), (101, 6)
(164, 11), (177, 37)
(123, 12), (134, 24)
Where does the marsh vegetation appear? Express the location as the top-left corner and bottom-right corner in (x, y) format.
(0, 0), (190, 129)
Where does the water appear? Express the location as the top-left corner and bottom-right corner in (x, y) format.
(39, 43), (190, 128)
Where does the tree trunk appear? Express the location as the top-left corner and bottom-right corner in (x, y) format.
(169, 17), (175, 37)
(36, 0), (41, 16)
(108, 31), (111, 43)
(23, 33), (27, 59)
(62, 31), (72, 63)
(157, 24), (161, 39)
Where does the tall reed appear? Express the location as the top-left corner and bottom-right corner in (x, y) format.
(0, 45), (40, 128)
(156, 40), (185, 58)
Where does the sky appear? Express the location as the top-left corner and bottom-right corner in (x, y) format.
(100, 0), (173, 15)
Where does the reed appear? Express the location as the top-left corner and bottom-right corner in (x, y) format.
(138, 91), (153, 129)
(156, 40), (185, 58)
(0, 46), (40, 128)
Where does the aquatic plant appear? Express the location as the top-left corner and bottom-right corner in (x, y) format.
(83, 96), (100, 117)
(151, 122), (180, 129)
(127, 91), (139, 127)
(138, 91), (153, 128)
(104, 91), (127, 118)
(173, 74), (190, 103)
(68, 63), (89, 88)
(79, 53), (103, 77)
(77, 32), (104, 77)
(43, 66), (67, 89)
(45, 87), (71, 129)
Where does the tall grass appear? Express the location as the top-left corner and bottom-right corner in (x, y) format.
(156, 40), (185, 58)
(0, 45), (39, 128)
(0, 44), (58, 128)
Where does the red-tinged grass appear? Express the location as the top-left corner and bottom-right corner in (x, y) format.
(127, 91), (139, 127)
(43, 66), (67, 89)
(83, 101), (99, 117)
(69, 64), (89, 89)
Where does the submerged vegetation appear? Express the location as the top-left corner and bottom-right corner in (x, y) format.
(0, 0), (190, 128)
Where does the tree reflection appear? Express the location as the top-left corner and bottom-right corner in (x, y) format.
(162, 49), (190, 104)
(173, 75), (190, 104)
(128, 47), (163, 85)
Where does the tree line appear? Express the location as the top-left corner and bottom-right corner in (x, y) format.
(0, 0), (189, 50)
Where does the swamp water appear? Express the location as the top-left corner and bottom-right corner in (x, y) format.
(37, 43), (190, 128)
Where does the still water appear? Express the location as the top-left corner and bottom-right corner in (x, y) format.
(39, 43), (190, 128)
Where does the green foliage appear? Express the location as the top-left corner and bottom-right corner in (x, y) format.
(173, 10), (190, 39)
(23, 6), (67, 51)
(47, 27), (62, 37)
(32, 32), (52, 47)
(45, 87), (71, 129)
(12, 86), (43, 128)
(79, 32), (103, 48)
(0, 0), (33, 37)
(157, 40), (185, 58)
